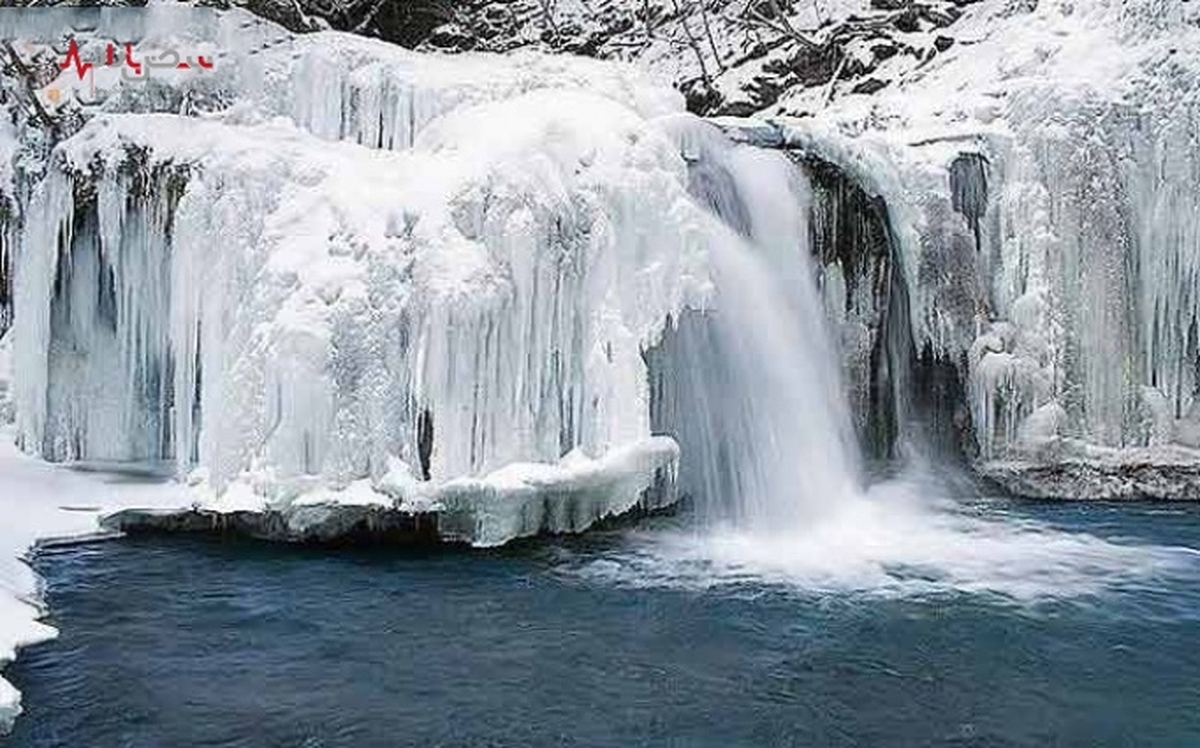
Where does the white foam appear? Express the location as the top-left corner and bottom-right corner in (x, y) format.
(561, 473), (1199, 604)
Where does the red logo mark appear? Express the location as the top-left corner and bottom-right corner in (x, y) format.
(59, 37), (92, 81)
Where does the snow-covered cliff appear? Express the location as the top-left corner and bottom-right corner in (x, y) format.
(773, 0), (1200, 493)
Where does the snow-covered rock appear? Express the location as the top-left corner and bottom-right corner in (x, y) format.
(103, 435), (680, 546)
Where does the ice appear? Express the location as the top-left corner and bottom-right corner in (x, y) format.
(7, 42), (727, 527)
(734, 0), (1200, 466)
(436, 435), (679, 546)
(282, 33), (681, 151)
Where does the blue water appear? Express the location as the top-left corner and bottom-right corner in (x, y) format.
(5, 501), (1200, 747)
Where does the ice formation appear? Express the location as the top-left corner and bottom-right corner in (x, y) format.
(0, 14), (712, 727)
(718, 0), (1200, 478)
(3, 7), (865, 541)
(12, 84), (704, 498)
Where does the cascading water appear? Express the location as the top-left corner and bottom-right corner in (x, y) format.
(648, 120), (861, 529)
(628, 120), (1193, 600)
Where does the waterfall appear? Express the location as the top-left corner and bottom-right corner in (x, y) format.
(648, 120), (862, 528)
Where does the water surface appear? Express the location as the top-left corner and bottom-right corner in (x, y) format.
(6, 500), (1200, 747)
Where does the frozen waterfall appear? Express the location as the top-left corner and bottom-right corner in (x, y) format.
(4, 20), (869, 542)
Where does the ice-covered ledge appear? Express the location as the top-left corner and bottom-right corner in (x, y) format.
(102, 436), (680, 547)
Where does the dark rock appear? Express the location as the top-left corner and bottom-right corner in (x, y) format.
(681, 79), (723, 116)
(934, 35), (954, 51)
(912, 342), (974, 460)
(779, 44), (843, 88)
(101, 505), (446, 546)
(980, 460), (1200, 501)
(871, 40), (900, 61)
(893, 9), (921, 32)
(949, 152), (988, 248)
(851, 77), (889, 95)
(800, 154), (908, 463)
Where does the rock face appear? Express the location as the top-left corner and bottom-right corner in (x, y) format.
(102, 504), (443, 545)
(801, 154), (909, 463)
(981, 460), (1200, 502)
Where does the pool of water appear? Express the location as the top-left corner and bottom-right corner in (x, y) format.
(5, 499), (1200, 747)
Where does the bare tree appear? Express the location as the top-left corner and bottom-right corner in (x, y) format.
(538, 0), (561, 36)
(695, 0), (726, 74)
(669, 0), (712, 84)
(642, 0), (657, 39)
(1, 41), (59, 136)
(734, 0), (819, 49)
